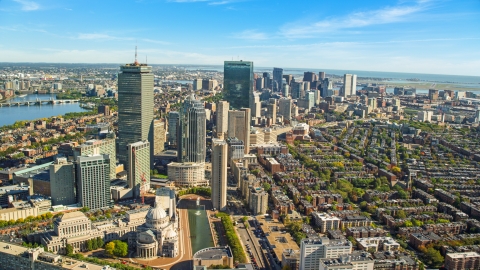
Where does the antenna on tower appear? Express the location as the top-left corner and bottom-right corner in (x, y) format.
(134, 46), (138, 65)
(146, 55), (147, 65)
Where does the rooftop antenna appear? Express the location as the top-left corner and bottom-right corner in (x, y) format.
(134, 46), (138, 65)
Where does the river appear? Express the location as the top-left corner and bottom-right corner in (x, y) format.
(0, 94), (88, 127)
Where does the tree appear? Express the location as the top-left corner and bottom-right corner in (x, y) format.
(66, 244), (74, 256)
(86, 239), (93, 251)
(105, 242), (115, 257)
(396, 210), (407, 219)
(425, 247), (444, 266)
(96, 237), (104, 249)
(112, 240), (128, 257)
(262, 182), (271, 192)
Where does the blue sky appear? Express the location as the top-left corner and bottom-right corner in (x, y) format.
(0, 0), (479, 75)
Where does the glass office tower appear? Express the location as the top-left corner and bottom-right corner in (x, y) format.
(224, 60), (254, 109)
(273, 67), (283, 93)
(177, 96), (206, 163)
(117, 62), (154, 168)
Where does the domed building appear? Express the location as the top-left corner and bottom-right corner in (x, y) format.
(134, 202), (179, 259)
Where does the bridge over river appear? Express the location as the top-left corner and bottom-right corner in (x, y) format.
(0, 98), (79, 107)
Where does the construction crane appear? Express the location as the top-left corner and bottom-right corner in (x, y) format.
(132, 147), (148, 204)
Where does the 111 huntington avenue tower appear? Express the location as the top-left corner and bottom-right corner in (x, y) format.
(117, 58), (154, 167)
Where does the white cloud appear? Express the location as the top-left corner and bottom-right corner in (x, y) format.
(13, 0), (40, 11)
(280, 1), (431, 38)
(76, 33), (122, 40)
(231, 29), (268, 40)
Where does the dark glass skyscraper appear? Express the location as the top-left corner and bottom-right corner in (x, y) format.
(117, 61), (154, 167)
(224, 60), (253, 109)
(273, 67), (283, 92)
(177, 95), (206, 163)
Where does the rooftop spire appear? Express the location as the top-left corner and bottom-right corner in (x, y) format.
(134, 46), (139, 65)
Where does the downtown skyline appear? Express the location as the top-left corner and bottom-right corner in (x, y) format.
(0, 0), (479, 76)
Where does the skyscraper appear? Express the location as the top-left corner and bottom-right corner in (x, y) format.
(167, 111), (180, 147)
(319, 71), (326, 80)
(273, 67), (283, 93)
(303, 71), (317, 83)
(224, 60), (254, 109)
(211, 139), (227, 211)
(250, 92), (261, 118)
(216, 101), (229, 138)
(127, 141), (150, 198)
(76, 154), (112, 210)
(228, 109), (250, 154)
(278, 98), (292, 120)
(117, 58), (154, 168)
(178, 96), (206, 163)
(74, 138), (116, 179)
(342, 74), (357, 97)
(49, 157), (76, 206)
(152, 120), (166, 155)
(267, 99), (277, 121)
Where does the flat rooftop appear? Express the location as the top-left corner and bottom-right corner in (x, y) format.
(193, 246), (232, 260)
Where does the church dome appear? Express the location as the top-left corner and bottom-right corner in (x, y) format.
(164, 229), (178, 240)
(146, 203), (167, 220)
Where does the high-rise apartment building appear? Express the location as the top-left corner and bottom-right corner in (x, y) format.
(127, 141), (150, 198)
(75, 154), (112, 210)
(152, 120), (166, 155)
(224, 61), (254, 109)
(193, 79), (202, 90)
(273, 68), (283, 93)
(178, 96), (206, 163)
(228, 109), (250, 154)
(249, 187), (268, 215)
(267, 99), (277, 122)
(428, 89), (439, 100)
(342, 74), (357, 97)
(300, 237), (353, 270)
(167, 111), (180, 147)
(117, 60), (154, 167)
(226, 137), (244, 163)
(211, 139), (227, 211)
(49, 157), (76, 206)
(278, 98), (293, 120)
(74, 138), (116, 179)
(216, 101), (229, 138)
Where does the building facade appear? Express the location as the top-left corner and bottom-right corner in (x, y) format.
(74, 138), (116, 180)
(273, 67), (283, 92)
(224, 60), (254, 109)
(117, 62), (154, 168)
(49, 158), (76, 206)
(300, 237), (353, 270)
(167, 162), (207, 186)
(211, 139), (227, 211)
(178, 96), (206, 163)
(127, 141), (150, 198)
(216, 101), (229, 138)
(75, 155), (111, 210)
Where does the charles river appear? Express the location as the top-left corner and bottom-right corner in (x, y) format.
(0, 94), (88, 127)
